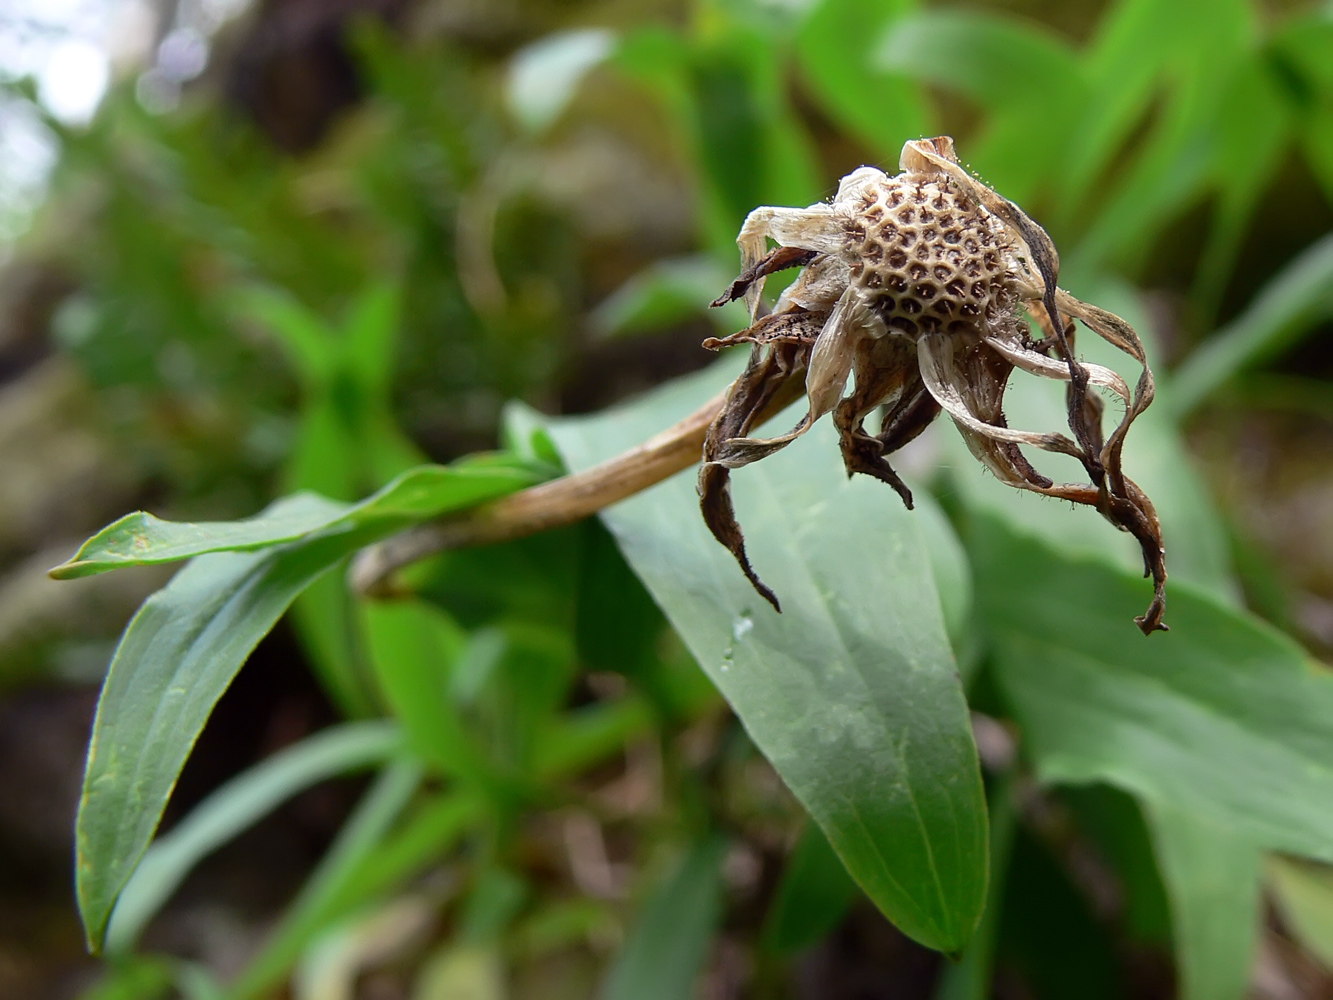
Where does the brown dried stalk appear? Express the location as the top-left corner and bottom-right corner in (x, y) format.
(349, 380), (804, 596)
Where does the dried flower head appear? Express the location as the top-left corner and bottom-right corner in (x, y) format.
(699, 136), (1168, 634)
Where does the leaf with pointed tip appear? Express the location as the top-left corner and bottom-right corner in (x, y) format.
(74, 461), (536, 952)
(546, 360), (987, 954)
(52, 460), (538, 579)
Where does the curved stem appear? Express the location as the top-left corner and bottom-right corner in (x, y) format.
(350, 392), (728, 596)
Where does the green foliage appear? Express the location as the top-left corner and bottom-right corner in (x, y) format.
(1146, 805), (1261, 1000)
(975, 522), (1333, 860)
(105, 721), (404, 954)
(73, 462), (536, 952)
(600, 837), (728, 1000)
(34, 0), (1333, 995)
(548, 360), (986, 953)
(761, 823), (859, 956)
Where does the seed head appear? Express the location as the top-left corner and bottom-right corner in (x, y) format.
(845, 171), (1014, 337)
(700, 136), (1169, 635)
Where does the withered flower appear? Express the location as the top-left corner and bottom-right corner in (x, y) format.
(699, 136), (1168, 634)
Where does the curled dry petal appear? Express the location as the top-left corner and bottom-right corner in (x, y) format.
(700, 137), (1169, 634)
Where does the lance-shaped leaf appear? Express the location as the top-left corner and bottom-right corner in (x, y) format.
(72, 462), (533, 952)
(545, 360), (987, 954)
(973, 516), (1333, 860)
(52, 459), (539, 579)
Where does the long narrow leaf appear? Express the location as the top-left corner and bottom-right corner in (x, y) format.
(75, 463), (536, 951)
(1171, 233), (1333, 416)
(973, 517), (1333, 862)
(1145, 803), (1262, 1000)
(600, 837), (727, 1000)
(104, 721), (403, 953)
(230, 760), (424, 1000)
(53, 462), (539, 579)
(78, 535), (364, 952)
(547, 360), (987, 954)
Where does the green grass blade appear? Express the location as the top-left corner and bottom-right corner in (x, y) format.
(104, 721), (403, 953)
(1145, 803), (1262, 1000)
(932, 774), (1019, 1000)
(600, 837), (727, 1000)
(1170, 233), (1333, 417)
(230, 759), (423, 1000)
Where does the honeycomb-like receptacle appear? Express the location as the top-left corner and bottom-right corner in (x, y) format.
(843, 174), (1015, 338)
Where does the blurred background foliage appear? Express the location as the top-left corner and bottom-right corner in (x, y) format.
(4, 0), (1333, 997)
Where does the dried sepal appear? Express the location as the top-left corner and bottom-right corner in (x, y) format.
(699, 338), (812, 612)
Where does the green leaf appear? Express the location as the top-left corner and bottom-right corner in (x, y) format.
(933, 774), (1019, 1000)
(74, 465), (536, 951)
(1268, 856), (1333, 971)
(548, 360), (987, 954)
(342, 281), (402, 398)
(105, 721), (403, 953)
(77, 532), (367, 953)
(1170, 232), (1333, 417)
(1056, 0), (1251, 224)
(1190, 54), (1291, 317)
(459, 867), (530, 943)
(762, 822), (858, 955)
(290, 569), (378, 719)
(794, 0), (927, 158)
(362, 598), (510, 795)
(876, 10), (1081, 111)
(231, 760), (424, 1000)
(77, 957), (173, 1000)
(973, 516), (1333, 863)
(1145, 803), (1262, 1000)
(52, 460), (540, 579)
(1062, 785), (1171, 945)
(172, 962), (227, 1000)
(506, 29), (617, 134)
(600, 837), (727, 1000)
(989, 825), (1122, 997)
